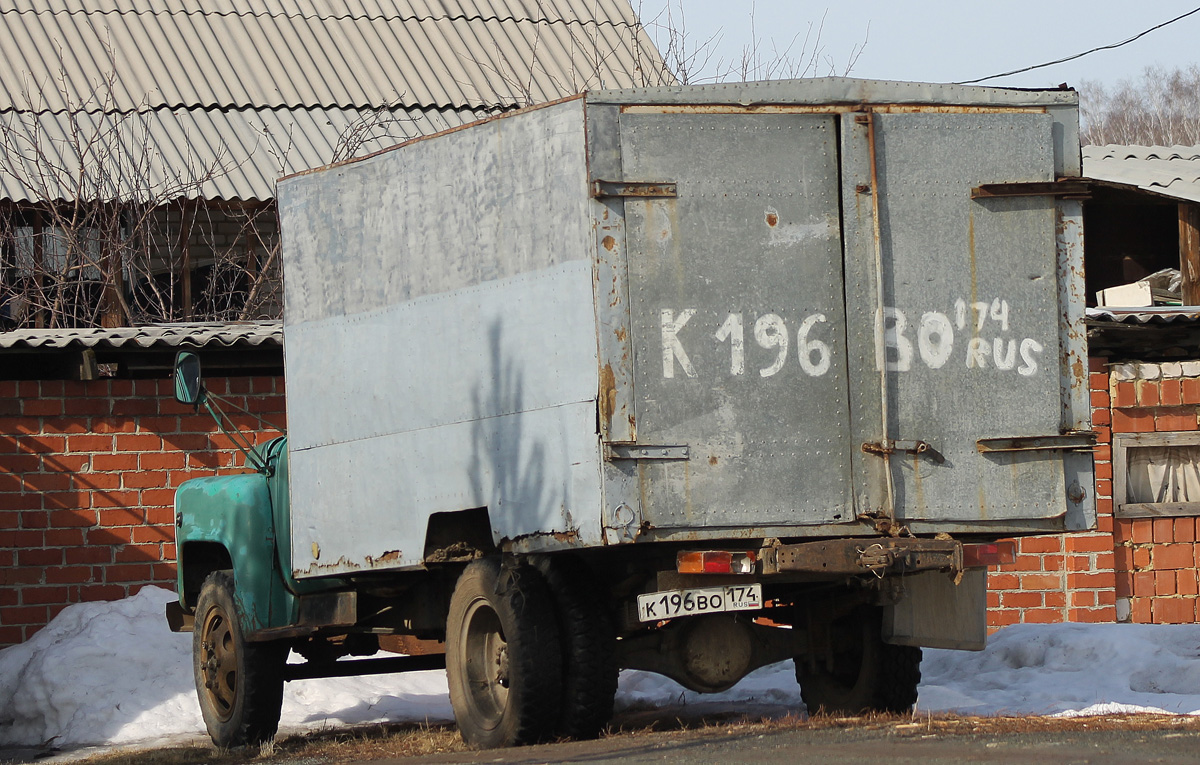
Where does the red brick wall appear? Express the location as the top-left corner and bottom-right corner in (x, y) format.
(988, 356), (1200, 629)
(8, 356), (1200, 646)
(0, 376), (284, 647)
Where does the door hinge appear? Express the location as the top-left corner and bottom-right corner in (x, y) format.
(605, 443), (689, 462)
(591, 180), (678, 199)
(971, 180), (1090, 200)
(976, 433), (1097, 453)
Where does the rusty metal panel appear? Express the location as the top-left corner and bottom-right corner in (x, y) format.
(279, 100), (604, 578)
(275, 81), (1093, 568)
(839, 111), (1092, 525)
(884, 569), (987, 651)
(614, 111), (854, 531)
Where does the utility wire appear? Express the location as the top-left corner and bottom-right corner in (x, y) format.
(958, 6), (1200, 85)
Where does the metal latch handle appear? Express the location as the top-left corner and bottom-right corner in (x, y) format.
(861, 439), (945, 464)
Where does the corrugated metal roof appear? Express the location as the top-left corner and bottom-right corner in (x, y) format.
(0, 320), (282, 348)
(1086, 307), (1200, 324)
(0, 105), (498, 202)
(1082, 145), (1200, 203)
(0, 1), (663, 112)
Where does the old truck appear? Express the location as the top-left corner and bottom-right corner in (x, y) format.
(167, 77), (1094, 749)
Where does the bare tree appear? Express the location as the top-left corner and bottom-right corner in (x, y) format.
(1080, 65), (1200, 146)
(0, 62), (283, 330)
(639, 2), (868, 85)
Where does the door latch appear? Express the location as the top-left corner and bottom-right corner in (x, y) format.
(862, 439), (946, 465)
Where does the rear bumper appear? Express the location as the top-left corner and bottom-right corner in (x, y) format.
(760, 537), (962, 577)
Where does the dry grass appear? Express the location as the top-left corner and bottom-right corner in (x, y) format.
(42, 711), (1200, 765)
(63, 721), (465, 765)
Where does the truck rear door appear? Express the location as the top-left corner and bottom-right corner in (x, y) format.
(615, 110), (854, 529)
(840, 111), (1082, 524)
(609, 105), (1089, 533)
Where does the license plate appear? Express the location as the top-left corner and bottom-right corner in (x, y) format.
(636, 583), (763, 622)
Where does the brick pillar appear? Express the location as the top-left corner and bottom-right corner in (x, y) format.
(1110, 360), (1200, 624)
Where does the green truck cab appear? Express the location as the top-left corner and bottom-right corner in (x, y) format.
(168, 353), (422, 747)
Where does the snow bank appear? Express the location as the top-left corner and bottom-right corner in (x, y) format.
(0, 587), (198, 747)
(5, 588), (1200, 749)
(918, 622), (1200, 716)
(0, 587), (452, 748)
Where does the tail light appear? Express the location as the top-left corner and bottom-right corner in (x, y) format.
(676, 550), (756, 575)
(961, 541), (1016, 568)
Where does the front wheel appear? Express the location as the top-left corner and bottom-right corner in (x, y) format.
(796, 605), (921, 715)
(193, 570), (287, 748)
(446, 558), (562, 748)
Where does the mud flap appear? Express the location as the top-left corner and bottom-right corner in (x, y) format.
(165, 600), (194, 633)
(883, 569), (987, 651)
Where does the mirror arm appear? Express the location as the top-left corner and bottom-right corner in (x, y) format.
(201, 395), (271, 475)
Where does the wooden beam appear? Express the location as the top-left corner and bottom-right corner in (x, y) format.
(1179, 202), (1200, 305)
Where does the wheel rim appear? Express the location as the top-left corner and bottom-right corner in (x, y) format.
(199, 605), (238, 722)
(461, 597), (509, 728)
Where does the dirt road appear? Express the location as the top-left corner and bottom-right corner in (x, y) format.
(396, 718), (1200, 765)
(6, 712), (1200, 764)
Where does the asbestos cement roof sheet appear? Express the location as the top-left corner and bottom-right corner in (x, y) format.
(1082, 145), (1200, 203)
(1086, 307), (1200, 324)
(0, 320), (282, 348)
(0, 1), (664, 112)
(0, 104), (497, 202)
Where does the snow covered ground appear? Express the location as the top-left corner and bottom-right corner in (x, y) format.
(3, 586), (1200, 753)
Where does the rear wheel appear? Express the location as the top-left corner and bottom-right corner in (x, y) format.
(796, 605), (921, 715)
(193, 570), (287, 748)
(534, 555), (618, 739)
(446, 558), (562, 747)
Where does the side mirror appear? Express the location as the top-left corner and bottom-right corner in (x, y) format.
(174, 351), (206, 406)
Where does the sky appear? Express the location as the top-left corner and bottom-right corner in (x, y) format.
(4, 586), (1200, 756)
(633, 2), (1200, 90)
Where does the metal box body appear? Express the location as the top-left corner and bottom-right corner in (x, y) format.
(277, 79), (1093, 580)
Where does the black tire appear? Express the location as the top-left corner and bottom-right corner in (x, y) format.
(193, 570), (287, 748)
(533, 555), (618, 739)
(446, 558), (562, 748)
(796, 606), (921, 715)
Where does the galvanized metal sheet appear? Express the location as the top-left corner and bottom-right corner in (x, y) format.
(618, 112), (853, 529)
(277, 83), (1091, 563)
(286, 263), (604, 575)
(589, 79), (1081, 179)
(840, 111), (1071, 522)
(279, 100), (604, 577)
(281, 99), (593, 322)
